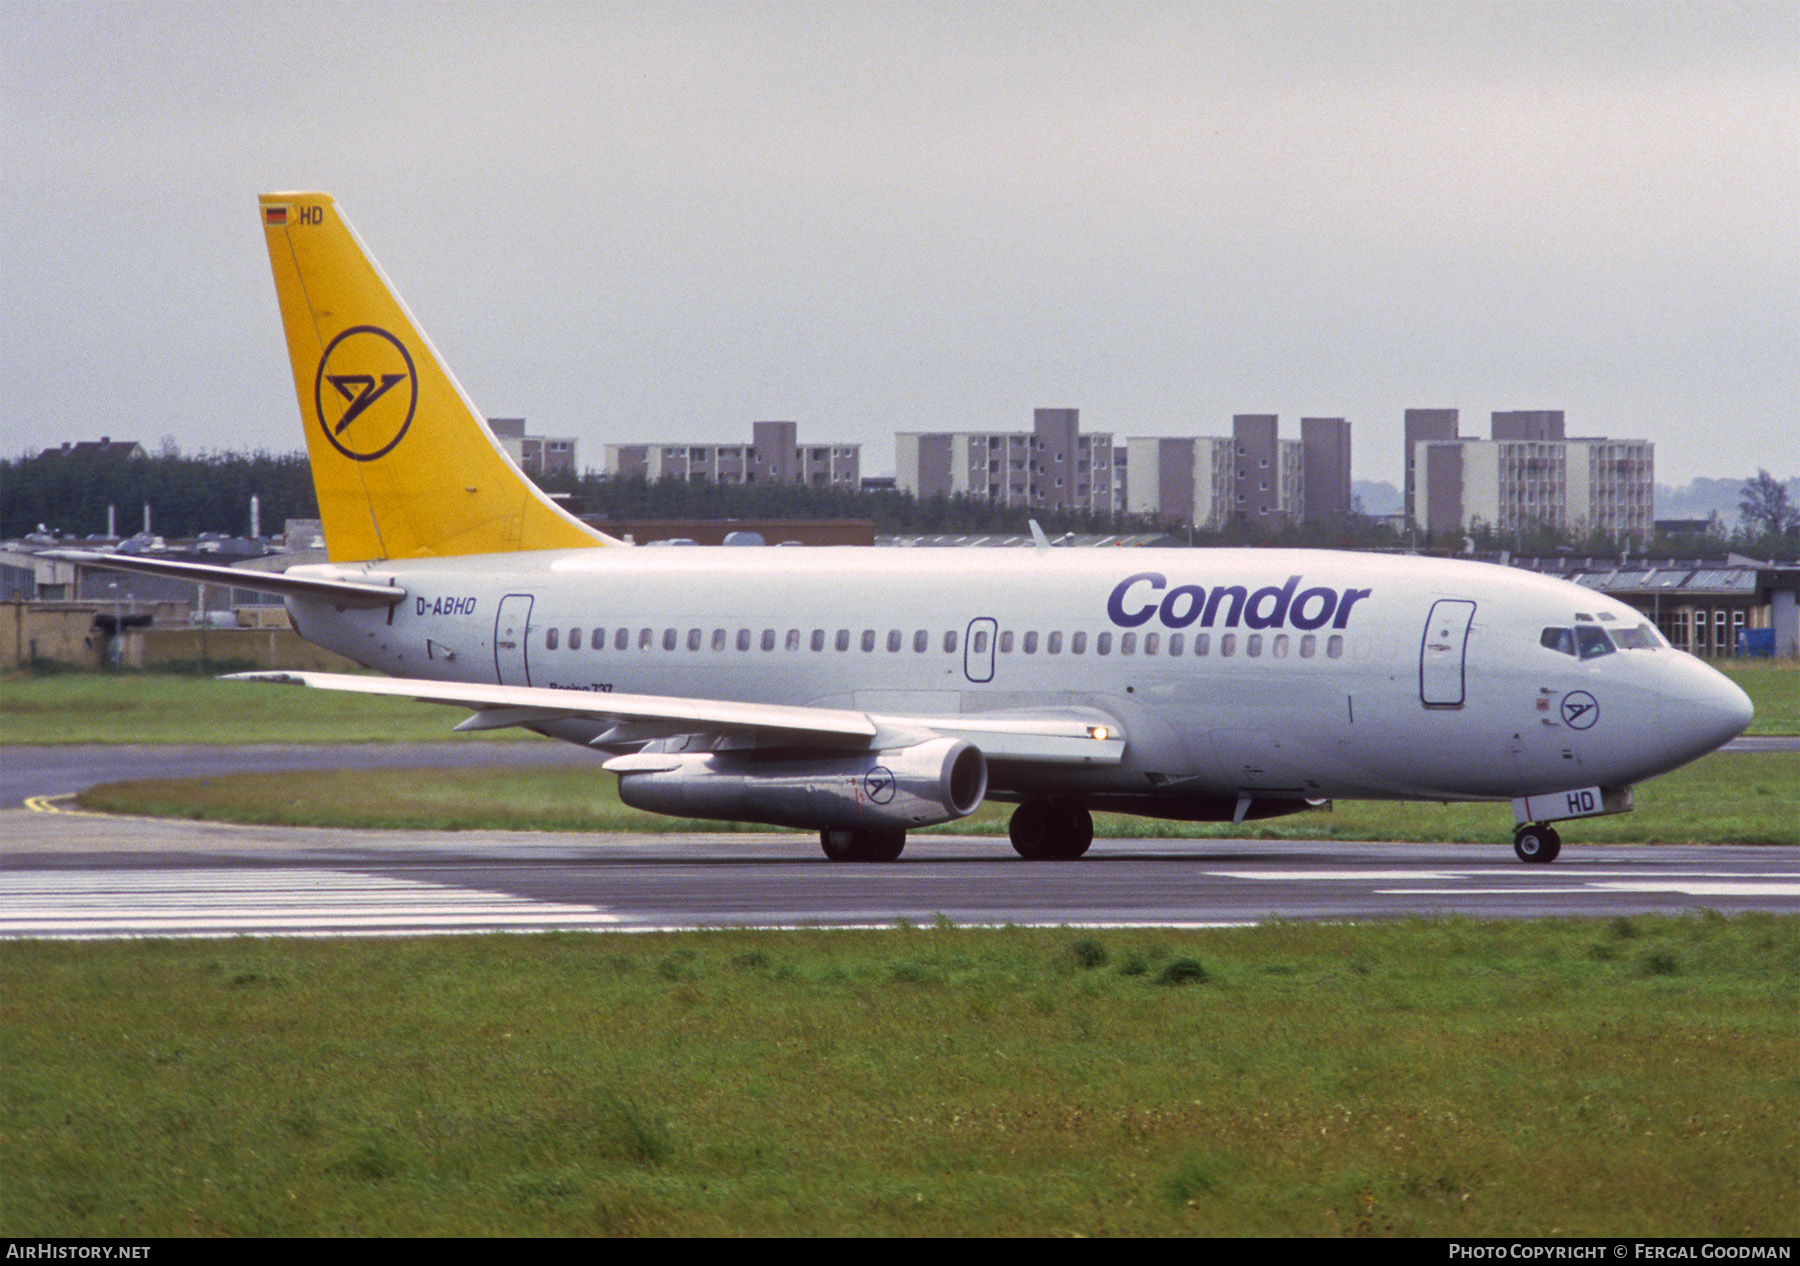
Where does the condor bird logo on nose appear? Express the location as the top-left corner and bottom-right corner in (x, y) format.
(313, 326), (417, 461)
(1561, 691), (1599, 730)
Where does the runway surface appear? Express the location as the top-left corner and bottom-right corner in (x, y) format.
(4, 740), (1795, 938)
(5, 807), (1796, 938)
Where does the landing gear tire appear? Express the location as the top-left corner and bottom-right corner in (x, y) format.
(1008, 801), (1094, 861)
(1513, 823), (1562, 864)
(819, 828), (907, 862)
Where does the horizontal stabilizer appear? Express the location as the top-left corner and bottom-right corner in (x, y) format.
(44, 551), (406, 608)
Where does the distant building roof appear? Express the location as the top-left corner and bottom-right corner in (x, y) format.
(878, 532), (1175, 548)
(38, 438), (146, 460)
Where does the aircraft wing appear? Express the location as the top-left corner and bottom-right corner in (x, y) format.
(229, 670), (1126, 765)
(43, 551), (406, 608)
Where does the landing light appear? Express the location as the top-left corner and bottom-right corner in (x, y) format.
(1088, 726), (1112, 741)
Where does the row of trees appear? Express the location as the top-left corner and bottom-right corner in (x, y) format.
(1, 449), (317, 541)
(5, 447), (1796, 558)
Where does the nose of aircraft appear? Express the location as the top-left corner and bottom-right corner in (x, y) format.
(1658, 658), (1755, 768)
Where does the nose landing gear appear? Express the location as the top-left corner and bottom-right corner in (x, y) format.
(1512, 822), (1563, 864)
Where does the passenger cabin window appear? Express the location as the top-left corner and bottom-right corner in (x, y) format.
(861, 630), (876, 652)
(662, 628), (677, 651)
(887, 630), (902, 652)
(687, 628), (702, 651)
(914, 630), (929, 653)
(811, 630), (826, 652)
(614, 628), (629, 651)
(569, 628), (582, 651)
(761, 629), (776, 651)
(713, 629), (727, 651)
(836, 629), (850, 652)
(545, 627), (559, 650)
(1047, 631), (1063, 654)
(592, 628), (604, 649)
(1071, 632), (1087, 654)
(737, 628), (752, 651)
(786, 629), (801, 651)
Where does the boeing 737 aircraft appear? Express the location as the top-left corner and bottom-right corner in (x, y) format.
(62, 193), (1755, 863)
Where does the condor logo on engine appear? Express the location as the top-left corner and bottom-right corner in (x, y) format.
(1106, 572), (1372, 631)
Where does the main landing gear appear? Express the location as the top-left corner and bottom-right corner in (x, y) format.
(1512, 822), (1563, 864)
(819, 827), (907, 862)
(1008, 800), (1094, 860)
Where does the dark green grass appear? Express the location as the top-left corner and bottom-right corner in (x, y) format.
(1719, 661), (1800, 735)
(3, 917), (1794, 1236)
(78, 750), (1800, 845)
(0, 672), (529, 744)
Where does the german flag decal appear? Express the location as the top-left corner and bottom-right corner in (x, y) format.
(263, 206), (288, 226)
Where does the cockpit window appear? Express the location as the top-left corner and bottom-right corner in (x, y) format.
(1540, 627), (1576, 656)
(1575, 625), (1616, 659)
(1610, 622), (1662, 650)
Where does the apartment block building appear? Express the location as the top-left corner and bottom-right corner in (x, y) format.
(487, 418), (577, 481)
(1407, 409), (1653, 542)
(1124, 436), (1234, 528)
(603, 421), (861, 489)
(1124, 415), (1347, 530)
(895, 409), (1117, 514)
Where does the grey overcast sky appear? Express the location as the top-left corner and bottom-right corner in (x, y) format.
(4, 1), (1795, 488)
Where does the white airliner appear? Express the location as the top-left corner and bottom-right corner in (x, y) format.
(63, 193), (1754, 864)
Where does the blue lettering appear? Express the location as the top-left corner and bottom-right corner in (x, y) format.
(1202, 585), (1247, 628)
(1290, 586), (1338, 630)
(1333, 588), (1372, 629)
(1104, 573), (1375, 631)
(1159, 583), (1207, 629)
(1244, 575), (1301, 630)
(1107, 572), (1165, 627)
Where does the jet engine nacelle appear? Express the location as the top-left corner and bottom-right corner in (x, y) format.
(608, 738), (988, 832)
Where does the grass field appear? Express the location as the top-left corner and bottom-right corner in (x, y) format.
(0, 670), (526, 745)
(4, 659), (1796, 744)
(3, 917), (1794, 1237)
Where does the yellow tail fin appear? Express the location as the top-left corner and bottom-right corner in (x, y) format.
(259, 192), (617, 561)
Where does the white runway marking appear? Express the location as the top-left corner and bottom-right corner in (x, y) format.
(1380, 881), (1800, 897)
(1208, 867), (1800, 899)
(0, 869), (622, 939)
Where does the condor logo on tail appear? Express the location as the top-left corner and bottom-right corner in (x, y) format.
(313, 325), (417, 462)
